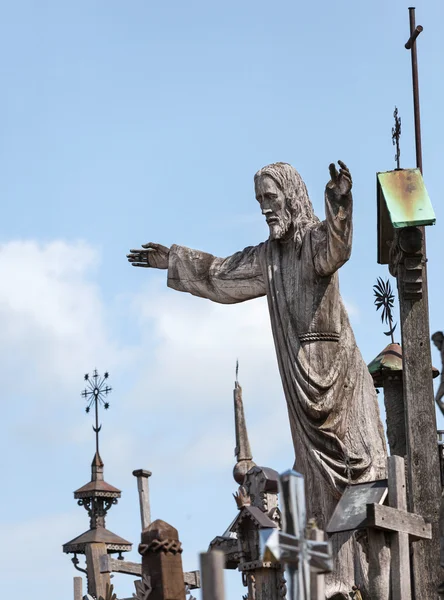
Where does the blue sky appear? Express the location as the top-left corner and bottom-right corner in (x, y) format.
(1, 1), (443, 598)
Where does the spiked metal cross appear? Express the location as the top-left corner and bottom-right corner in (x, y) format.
(81, 369), (112, 455)
(260, 470), (332, 600)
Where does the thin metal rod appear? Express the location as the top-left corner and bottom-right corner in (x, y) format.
(405, 7), (423, 173)
(95, 394), (99, 455)
(405, 25), (423, 49)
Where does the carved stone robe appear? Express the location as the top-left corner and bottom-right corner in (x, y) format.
(167, 192), (387, 597)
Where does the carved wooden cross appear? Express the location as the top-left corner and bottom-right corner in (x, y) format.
(260, 469), (332, 600)
(366, 455), (432, 600)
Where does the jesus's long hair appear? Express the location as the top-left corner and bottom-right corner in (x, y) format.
(254, 162), (320, 247)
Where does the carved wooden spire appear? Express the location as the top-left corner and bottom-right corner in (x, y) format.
(233, 362), (256, 485)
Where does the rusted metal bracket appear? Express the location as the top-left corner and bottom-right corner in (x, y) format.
(72, 553), (87, 575)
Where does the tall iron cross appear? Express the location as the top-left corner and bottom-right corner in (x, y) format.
(404, 7), (423, 173)
(392, 107), (401, 170)
(81, 369), (112, 455)
(260, 470), (333, 600)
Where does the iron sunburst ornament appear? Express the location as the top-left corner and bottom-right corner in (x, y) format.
(373, 277), (397, 344)
(81, 369), (112, 455)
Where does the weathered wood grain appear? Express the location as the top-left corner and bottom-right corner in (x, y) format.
(99, 554), (200, 589)
(132, 469), (152, 530)
(200, 551), (225, 600)
(184, 570), (201, 590)
(100, 555), (142, 576)
(310, 528), (326, 600)
(383, 376), (406, 457)
(85, 543), (110, 599)
(73, 576), (83, 600)
(395, 224), (441, 598)
(367, 503), (431, 540)
(140, 519), (186, 600)
(388, 456), (411, 600)
(367, 529), (390, 600)
(252, 568), (285, 600)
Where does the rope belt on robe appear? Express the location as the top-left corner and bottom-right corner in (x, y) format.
(299, 332), (341, 343)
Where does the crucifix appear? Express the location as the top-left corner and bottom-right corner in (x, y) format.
(260, 470), (332, 600)
(391, 107), (401, 170)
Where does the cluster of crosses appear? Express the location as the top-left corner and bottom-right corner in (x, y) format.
(62, 337), (444, 600)
(62, 8), (444, 600)
(63, 368), (334, 600)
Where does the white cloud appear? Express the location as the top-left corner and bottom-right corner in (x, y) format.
(0, 511), (87, 594)
(130, 282), (278, 405)
(343, 297), (361, 323)
(123, 281), (291, 475)
(0, 240), (134, 396)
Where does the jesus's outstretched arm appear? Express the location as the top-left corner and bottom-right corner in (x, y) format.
(128, 242), (266, 305)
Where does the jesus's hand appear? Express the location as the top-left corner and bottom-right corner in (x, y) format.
(127, 242), (170, 269)
(326, 160), (352, 198)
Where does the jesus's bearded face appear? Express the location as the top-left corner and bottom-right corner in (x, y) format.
(255, 176), (292, 240)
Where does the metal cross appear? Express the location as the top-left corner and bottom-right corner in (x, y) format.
(81, 369), (112, 455)
(392, 106), (402, 170)
(405, 7), (423, 173)
(260, 470), (332, 600)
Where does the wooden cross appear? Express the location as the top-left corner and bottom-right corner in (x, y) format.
(328, 456), (432, 599)
(99, 554), (200, 589)
(365, 455), (431, 600)
(260, 469), (332, 600)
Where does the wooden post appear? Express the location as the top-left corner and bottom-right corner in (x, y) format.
(383, 375), (406, 457)
(85, 543), (110, 599)
(396, 224), (441, 597)
(133, 469), (152, 530)
(73, 576), (83, 600)
(368, 343), (407, 458)
(309, 527), (325, 600)
(200, 551), (225, 600)
(388, 455), (411, 600)
(139, 519), (186, 600)
(400, 11), (440, 592)
(240, 567), (284, 600)
(367, 529), (390, 600)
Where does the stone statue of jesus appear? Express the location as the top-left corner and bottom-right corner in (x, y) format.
(128, 162), (387, 598)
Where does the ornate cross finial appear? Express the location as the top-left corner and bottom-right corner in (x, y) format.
(81, 369), (112, 456)
(373, 278), (397, 344)
(392, 106), (402, 169)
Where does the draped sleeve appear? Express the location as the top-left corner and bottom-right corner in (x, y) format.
(167, 243), (266, 304)
(311, 191), (353, 277)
